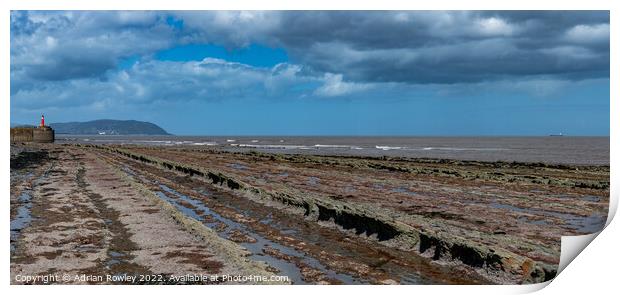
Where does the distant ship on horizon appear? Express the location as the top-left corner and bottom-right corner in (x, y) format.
(549, 133), (564, 137)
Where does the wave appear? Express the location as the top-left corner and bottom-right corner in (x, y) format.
(314, 144), (361, 149)
(132, 140), (174, 145)
(232, 143), (363, 150)
(376, 145), (407, 151)
(374, 145), (508, 152)
(236, 144), (309, 149)
(421, 147), (509, 151)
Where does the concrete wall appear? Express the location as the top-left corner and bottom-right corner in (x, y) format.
(33, 127), (55, 143)
(10, 127), (54, 143)
(10, 128), (34, 143)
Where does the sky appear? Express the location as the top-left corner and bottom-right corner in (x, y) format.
(10, 11), (610, 136)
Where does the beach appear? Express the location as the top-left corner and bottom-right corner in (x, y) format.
(10, 141), (610, 284)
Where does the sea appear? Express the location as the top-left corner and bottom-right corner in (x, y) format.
(55, 135), (610, 165)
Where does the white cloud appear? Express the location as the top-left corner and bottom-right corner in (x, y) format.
(314, 73), (370, 97)
(565, 24), (609, 44)
(174, 11), (281, 47)
(12, 58), (376, 113)
(473, 17), (517, 36)
(45, 36), (57, 48)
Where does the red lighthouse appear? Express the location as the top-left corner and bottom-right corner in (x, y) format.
(40, 114), (45, 127)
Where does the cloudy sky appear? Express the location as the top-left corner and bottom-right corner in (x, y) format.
(10, 11), (609, 135)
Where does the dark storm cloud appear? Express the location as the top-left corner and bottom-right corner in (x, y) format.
(276, 11), (610, 83)
(10, 11), (175, 87)
(172, 11), (610, 84)
(11, 10), (610, 87)
(26, 50), (117, 81)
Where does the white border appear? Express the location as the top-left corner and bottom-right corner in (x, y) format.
(2, 1), (617, 295)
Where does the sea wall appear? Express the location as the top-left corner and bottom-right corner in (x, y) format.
(33, 127), (55, 143)
(10, 128), (33, 143)
(11, 127), (55, 143)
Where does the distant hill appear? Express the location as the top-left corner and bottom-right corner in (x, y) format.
(49, 119), (170, 135)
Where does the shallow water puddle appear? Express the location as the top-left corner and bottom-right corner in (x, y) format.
(10, 171), (34, 186)
(105, 251), (127, 269)
(122, 166), (139, 179)
(10, 190), (33, 253)
(11, 166), (52, 254)
(227, 163), (248, 171)
(390, 187), (420, 197)
(155, 184), (360, 284)
(344, 186), (357, 193)
(582, 195), (601, 202)
(307, 177), (320, 186)
(490, 201), (606, 233)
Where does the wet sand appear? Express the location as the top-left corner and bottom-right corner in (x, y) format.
(10, 143), (609, 285)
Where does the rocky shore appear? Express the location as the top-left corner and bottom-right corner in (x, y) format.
(10, 143), (609, 285)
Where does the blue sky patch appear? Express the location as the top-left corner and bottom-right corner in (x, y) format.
(117, 55), (141, 70)
(155, 43), (289, 68)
